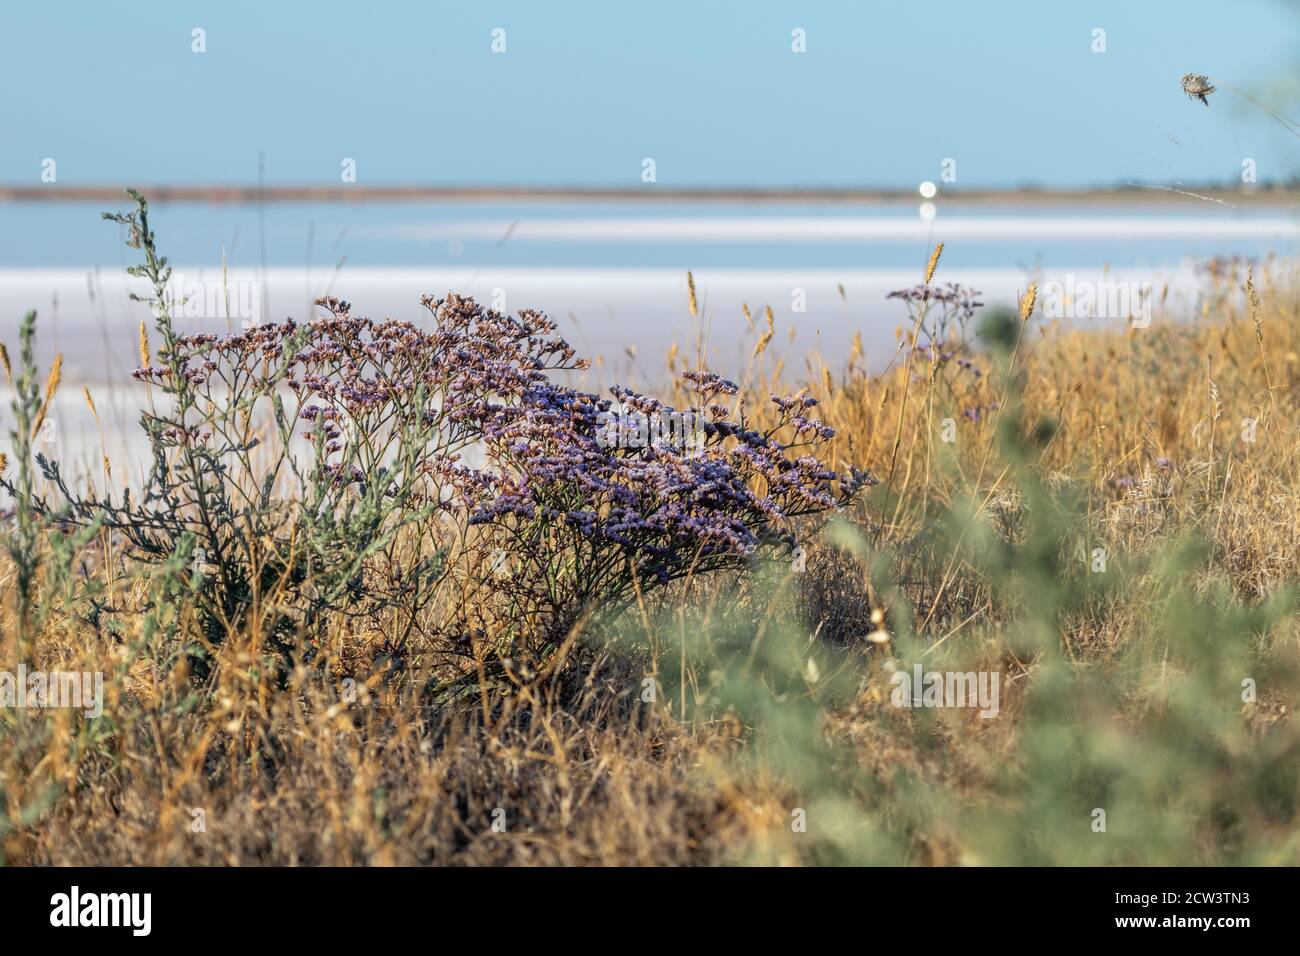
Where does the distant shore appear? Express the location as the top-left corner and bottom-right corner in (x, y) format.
(3, 183), (1298, 206)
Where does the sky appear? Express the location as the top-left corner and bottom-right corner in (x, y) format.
(2, 0), (1299, 189)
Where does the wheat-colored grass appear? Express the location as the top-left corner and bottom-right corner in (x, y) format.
(2, 255), (1299, 865)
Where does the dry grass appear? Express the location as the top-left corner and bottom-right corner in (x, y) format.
(4, 254), (1300, 865)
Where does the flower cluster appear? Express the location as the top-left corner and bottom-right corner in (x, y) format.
(452, 369), (860, 612)
(887, 281), (991, 424)
(126, 290), (864, 644)
(887, 282), (984, 325)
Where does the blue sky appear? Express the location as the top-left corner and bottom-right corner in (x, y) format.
(1, 0), (1298, 188)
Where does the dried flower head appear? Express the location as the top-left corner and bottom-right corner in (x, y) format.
(1181, 73), (1216, 106)
(1246, 266), (1264, 345)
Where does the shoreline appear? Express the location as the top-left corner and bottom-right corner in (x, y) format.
(4, 184), (1300, 206)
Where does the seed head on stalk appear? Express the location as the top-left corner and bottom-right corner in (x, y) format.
(1181, 73), (1216, 106)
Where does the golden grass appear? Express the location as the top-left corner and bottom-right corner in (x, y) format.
(3, 255), (1300, 865)
(29, 353), (61, 440)
(924, 241), (943, 286)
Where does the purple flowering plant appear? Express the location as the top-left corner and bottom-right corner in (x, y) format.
(21, 191), (867, 673)
(887, 281), (991, 419)
(453, 365), (872, 646)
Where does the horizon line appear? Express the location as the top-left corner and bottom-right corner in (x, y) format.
(2, 183), (1297, 205)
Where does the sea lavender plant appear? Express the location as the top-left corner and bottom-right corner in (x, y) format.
(887, 281), (984, 358)
(12, 190), (865, 680)
(18, 193), (588, 674)
(447, 365), (872, 650)
(887, 280), (991, 425)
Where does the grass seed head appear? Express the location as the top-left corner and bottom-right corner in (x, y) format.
(1247, 267), (1264, 345)
(1181, 72), (1216, 105)
(924, 242), (944, 285)
(1020, 283), (1038, 322)
(32, 353), (63, 438)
